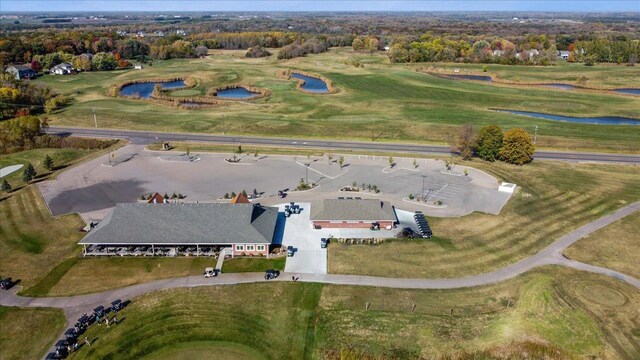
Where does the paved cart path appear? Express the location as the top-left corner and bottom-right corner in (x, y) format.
(1, 202), (638, 359)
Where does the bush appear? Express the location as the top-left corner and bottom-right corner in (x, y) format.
(474, 125), (503, 162)
(499, 128), (535, 165)
(408, 193), (414, 200)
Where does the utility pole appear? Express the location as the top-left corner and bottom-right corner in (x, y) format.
(534, 125), (539, 145)
(92, 107), (98, 128)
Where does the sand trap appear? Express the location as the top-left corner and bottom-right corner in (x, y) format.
(0, 164), (24, 178)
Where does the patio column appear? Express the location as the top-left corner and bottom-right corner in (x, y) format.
(83, 244), (87, 257)
(196, 244), (199, 256)
(152, 244), (155, 255)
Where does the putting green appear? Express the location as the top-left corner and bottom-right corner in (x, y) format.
(141, 341), (266, 360)
(578, 283), (627, 307)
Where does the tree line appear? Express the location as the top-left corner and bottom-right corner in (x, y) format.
(452, 124), (535, 165)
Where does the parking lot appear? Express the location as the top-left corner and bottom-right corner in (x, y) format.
(38, 145), (512, 222)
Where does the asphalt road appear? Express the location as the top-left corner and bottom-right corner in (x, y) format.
(45, 126), (640, 165)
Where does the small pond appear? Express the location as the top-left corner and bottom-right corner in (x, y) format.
(444, 74), (493, 82)
(215, 87), (260, 99)
(498, 110), (640, 125)
(291, 73), (330, 93)
(120, 80), (185, 98)
(544, 83), (577, 90)
(612, 88), (640, 95)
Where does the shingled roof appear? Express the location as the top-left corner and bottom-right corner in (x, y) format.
(79, 203), (277, 245)
(310, 199), (396, 222)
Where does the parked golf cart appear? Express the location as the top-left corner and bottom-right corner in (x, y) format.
(0, 277), (13, 290)
(320, 238), (328, 248)
(264, 269), (280, 280)
(286, 246), (295, 257)
(203, 267), (219, 278)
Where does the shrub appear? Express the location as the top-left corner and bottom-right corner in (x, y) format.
(408, 193), (414, 200)
(499, 128), (535, 165)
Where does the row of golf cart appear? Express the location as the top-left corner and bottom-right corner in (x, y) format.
(284, 202), (301, 217)
(414, 211), (433, 238)
(47, 300), (128, 359)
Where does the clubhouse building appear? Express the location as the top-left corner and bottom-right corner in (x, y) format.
(79, 202), (278, 257)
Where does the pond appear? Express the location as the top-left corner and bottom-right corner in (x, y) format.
(291, 73), (330, 93)
(443, 74), (493, 82)
(498, 110), (640, 125)
(215, 87), (260, 99)
(120, 80), (185, 98)
(612, 88), (640, 95)
(544, 83), (577, 90)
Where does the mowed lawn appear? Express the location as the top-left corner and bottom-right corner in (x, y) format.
(0, 306), (66, 360)
(39, 48), (640, 153)
(0, 186), (85, 291)
(565, 211), (640, 279)
(67, 268), (640, 360)
(0, 148), (95, 198)
(329, 160), (640, 279)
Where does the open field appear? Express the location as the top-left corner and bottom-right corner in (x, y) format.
(66, 267), (640, 360)
(565, 211), (640, 279)
(0, 306), (66, 360)
(40, 48), (640, 153)
(329, 160), (640, 278)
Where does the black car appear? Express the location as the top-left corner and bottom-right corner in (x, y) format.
(264, 269), (280, 280)
(320, 238), (328, 248)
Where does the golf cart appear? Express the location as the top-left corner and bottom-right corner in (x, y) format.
(287, 246), (295, 257)
(320, 238), (328, 248)
(203, 267), (219, 278)
(264, 269), (280, 280)
(0, 277), (12, 290)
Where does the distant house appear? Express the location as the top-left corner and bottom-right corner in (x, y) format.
(383, 46), (390, 51)
(79, 53), (93, 61)
(134, 64), (143, 70)
(50, 62), (73, 75)
(558, 51), (570, 60)
(5, 64), (37, 80)
(492, 50), (505, 57)
(310, 198), (397, 229)
(147, 192), (167, 204)
(515, 49), (540, 60)
(79, 203), (278, 257)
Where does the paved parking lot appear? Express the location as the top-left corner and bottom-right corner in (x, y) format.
(38, 145), (511, 222)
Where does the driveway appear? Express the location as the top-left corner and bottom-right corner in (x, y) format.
(278, 202), (327, 274)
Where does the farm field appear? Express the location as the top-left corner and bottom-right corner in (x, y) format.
(66, 268), (640, 360)
(328, 160), (640, 278)
(565, 211), (640, 279)
(39, 48), (640, 153)
(0, 306), (66, 360)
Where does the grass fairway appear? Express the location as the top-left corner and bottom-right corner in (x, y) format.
(0, 186), (85, 292)
(142, 341), (267, 360)
(564, 211), (640, 279)
(67, 268), (640, 360)
(40, 48), (640, 153)
(329, 160), (640, 279)
(0, 306), (66, 360)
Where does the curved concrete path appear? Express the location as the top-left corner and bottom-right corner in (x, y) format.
(0, 202), (638, 359)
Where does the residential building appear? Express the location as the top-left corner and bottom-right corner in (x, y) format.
(5, 64), (37, 80)
(310, 198), (397, 229)
(50, 62), (73, 75)
(79, 203), (278, 256)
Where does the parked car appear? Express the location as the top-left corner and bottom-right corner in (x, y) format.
(278, 190), (286, 198)
(203, 267), (219, 278)
(287, 246), (295, 257)
(370, 222), (380, 230)
(320, 238), (328, 248)
(264, 269), (280, 280)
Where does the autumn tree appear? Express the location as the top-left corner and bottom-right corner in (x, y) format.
(474, 125), (503, 162)
(499, 128), (535, 165)
(30, 60), (43, 73)
(452, 124), (475, 160)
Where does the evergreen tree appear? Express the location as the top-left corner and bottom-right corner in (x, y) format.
(22, 162), (36, 183)
(1, 179), (11, 192)
(43, 154), (54, 171)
